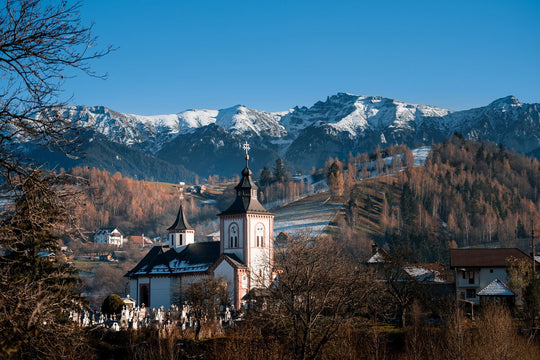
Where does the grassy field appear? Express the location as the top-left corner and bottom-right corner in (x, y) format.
(273, 192), (344, 236)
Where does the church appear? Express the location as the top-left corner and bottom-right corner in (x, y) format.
(125, 144), (274, 310)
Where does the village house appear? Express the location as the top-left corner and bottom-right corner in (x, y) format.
(125, 144), (274, 310)
(94, 227), (124, 247)
(449, 248), (536, 305)
(367, 243), (388, 265)
(187, 185), (206, 194)
(367, 244), (453, 297)
(37, 251), (56, 262)
(126, 235), (153, 247)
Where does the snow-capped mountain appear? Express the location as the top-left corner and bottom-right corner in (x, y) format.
(281, 93), (452, 138)
(446, 96), (540, 154)
(62, 104), (286, 154)
(44, 93), (540, 180)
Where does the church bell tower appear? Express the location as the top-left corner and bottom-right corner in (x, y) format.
(167, 185), (194, 251)
(218, 142), (274, 287)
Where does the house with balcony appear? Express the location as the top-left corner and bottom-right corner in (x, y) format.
(94, 227), (124, 247)
(449, 248), (535, 305)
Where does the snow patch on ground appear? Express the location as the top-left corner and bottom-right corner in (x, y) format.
(412, 146), (431, 166)
(273, 194), (342, 237)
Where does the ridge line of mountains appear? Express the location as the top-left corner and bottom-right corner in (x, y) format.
(28, 93), (540, 182)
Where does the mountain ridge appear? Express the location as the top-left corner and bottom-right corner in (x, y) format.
(37, 94), (540, 180)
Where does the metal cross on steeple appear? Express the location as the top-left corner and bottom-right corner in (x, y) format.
(178, 182), (185, 201)
(242, 141), (250, 167)
(243, 141), (250, 156)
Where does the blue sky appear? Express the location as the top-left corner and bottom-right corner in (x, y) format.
(63, 0), (540, 115)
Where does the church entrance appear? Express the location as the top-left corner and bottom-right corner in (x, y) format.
(140, 283), (150, 307)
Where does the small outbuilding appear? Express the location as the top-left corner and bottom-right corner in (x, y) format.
(477, 279), (515, 306)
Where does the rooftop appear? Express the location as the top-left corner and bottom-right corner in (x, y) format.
(450, 248), (533, 268)
(125, 242), (221, 277)
(167, 202), (192, 231)
(477, 279), (515, 296)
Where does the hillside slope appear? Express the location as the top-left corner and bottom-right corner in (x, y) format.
(344, 136), (540, 263)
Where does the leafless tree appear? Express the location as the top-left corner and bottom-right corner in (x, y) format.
(0, 1), (112, 177)
(378, 251), (424, 327)
(184, 277), (230, 340)
(0, 1), (111, 358)
(250, 235), (376, 360)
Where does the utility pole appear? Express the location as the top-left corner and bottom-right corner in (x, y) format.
(531, 220), (536, 277)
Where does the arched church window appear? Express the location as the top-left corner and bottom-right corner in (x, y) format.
(256, 223), (264, 247)
(229, 224), (239, 248)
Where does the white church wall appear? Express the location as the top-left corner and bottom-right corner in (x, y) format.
(183, 230), (195, 245)
(213, 261), (236, 304)
(169, 277), (182, 305)
(129, 279), (138, 302)
(151, 277), (171, 308)
(250, 247), (272, 287)
(176, 274), (209, 302)
(248, 215), (273, 287)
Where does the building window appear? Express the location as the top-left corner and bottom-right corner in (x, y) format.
(229, 224), (239, 248)
(256, 224), (264, 247)
(179, 234), (183, 246)
(468, 271), (475, 284)
(466, 289), (476, 299)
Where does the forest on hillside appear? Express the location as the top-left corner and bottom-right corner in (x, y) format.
(69, 135), (540, 266)
(70, 167), (219, 238)
(71, 162), (318, 238)
(345, 134), (540, 264)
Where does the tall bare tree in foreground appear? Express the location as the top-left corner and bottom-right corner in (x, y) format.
(250, 235), (376, 360)
(0, 1), (110, 358)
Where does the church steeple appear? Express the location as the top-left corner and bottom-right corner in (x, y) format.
(167, 202), (192, 231)
(217, 142), (275, 306)
(219, 142), (271, 215)
(168, 185), (195, 251)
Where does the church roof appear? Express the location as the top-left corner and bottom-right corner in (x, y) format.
(219, 165), (272, 216)
(167, 202), (192, 231)
(223, 253), (248, 269)
(219, 191), (271, 215)
(125, 242), (221, 277)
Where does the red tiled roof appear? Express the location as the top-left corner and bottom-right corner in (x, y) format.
(450, 248), (532, 268)
(127, 236), (152, 245)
